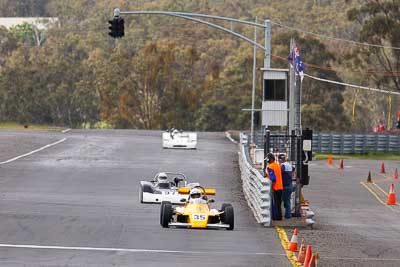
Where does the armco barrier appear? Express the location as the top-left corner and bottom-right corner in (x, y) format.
(238, 134), (272, 227)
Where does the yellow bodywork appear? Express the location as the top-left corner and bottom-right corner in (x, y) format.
(177, 203), (214, 228)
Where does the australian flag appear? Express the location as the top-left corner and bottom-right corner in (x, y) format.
(288, 44), (305, 82)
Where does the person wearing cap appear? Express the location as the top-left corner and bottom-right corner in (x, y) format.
(278, 154), (293, 219)
(266, 153), (283, 220)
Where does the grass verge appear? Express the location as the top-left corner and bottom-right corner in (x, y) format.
(0, 122), (66, 132)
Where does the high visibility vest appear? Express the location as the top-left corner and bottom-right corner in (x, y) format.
(267, 161), (283, 191)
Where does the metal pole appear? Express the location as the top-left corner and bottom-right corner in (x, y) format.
(292, 36), (303, 217)
(120, 10), (265, 50)
(261, 19), (271, 134)
(250, 17), (258, 144)
(264, 19), (271, 68)
(121, 11), (266, 28)
(294, 134), (302, 217)
(289, 38), (295, 135)
(263, 129), (270, 174)
(295, 75), (302, 136)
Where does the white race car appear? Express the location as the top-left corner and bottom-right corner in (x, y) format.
(139, 172), (200, 204)
(162, 129), (197, 149)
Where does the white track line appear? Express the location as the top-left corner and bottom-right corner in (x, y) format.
(0, 243), (398, 261)
(61, 128), (71, 133)
(0, 138), (66, 165)
(0, 243), (284, 256)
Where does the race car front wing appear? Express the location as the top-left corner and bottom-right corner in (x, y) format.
(168, 222), (230, 229)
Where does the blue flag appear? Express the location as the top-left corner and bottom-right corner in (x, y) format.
(288, 44), (305, 81)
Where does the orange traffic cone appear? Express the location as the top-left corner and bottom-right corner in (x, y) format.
(306, 252), (319, 267)
(287, 228), (299, 252)
(367, 171), (372, 183)
(297, 239), (306, 263)
(338, 159), (344, 169)
(327, 154), (333, 165)
(394, 168), (398, 180)
(387, 183), (396, 205)
(303, 245), (312, 267)
(381, 162), (386, 174)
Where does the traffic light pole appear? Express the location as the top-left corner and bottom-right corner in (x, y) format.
(250, 17), (258, 144)
(119, 10), (266, 50)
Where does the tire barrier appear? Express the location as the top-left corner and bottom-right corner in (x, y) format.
(238, 134), (272, 227)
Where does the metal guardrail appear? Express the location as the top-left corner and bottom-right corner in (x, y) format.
(238, 133), (271, 227)
(254, 132), (400, 154)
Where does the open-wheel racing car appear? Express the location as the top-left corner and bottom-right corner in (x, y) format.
(162, 128), (197, 149)
(160, 186), (234, 230)
(139, 172), (200, 204)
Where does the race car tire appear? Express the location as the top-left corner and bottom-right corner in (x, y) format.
(220, 203), (232, 222)
(224, 205), (234, 230)
(160, 201), (170, 226)
(139, 184), (144, 203)
(161, 203), (173, 228)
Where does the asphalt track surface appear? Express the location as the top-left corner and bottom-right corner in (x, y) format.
(0, 130), (290, 267)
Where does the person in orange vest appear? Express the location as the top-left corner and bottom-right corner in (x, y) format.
(266, 153), (283, 220)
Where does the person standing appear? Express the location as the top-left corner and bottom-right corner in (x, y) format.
(278, 154), (293, 219)
(266, 153), (283, 220)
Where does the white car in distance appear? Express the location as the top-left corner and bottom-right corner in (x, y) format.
(162, 129), (197, 149)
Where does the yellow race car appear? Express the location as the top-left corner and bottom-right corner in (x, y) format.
(160, 186), (234, 230)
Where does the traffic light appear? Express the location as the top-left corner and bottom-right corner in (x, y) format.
(108, 17), (124, 38)
(116, 17), (124, 37)
(108, 19), (117, 38)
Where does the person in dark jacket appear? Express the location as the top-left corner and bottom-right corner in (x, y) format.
(278, 154), (293, 219)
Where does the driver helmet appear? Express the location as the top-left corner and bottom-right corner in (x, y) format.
(156, 172), (168, 182)
(190, 188), (202, 199)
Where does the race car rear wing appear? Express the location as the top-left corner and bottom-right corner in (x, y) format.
(178, 187), (216, 195)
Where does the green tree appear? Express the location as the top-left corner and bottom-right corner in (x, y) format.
(347, 1), (400, 92)
(0, 0), (377, 132)
(196, 101), (229, 131)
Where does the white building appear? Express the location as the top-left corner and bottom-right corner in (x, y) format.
(0, 17), (58, 30)
(261, 68), (289, 127)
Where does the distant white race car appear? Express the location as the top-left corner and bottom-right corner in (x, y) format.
(162, 129), (197, 149)
(139, 172), (200, 204)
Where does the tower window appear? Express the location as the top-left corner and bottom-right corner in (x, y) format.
(264, 79), (286, 101)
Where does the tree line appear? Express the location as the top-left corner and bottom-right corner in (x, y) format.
(0, 0), (398, 132)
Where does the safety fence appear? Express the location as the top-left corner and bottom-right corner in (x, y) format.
(254, 132), (400, 154)
(238, 133), (272, 227)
